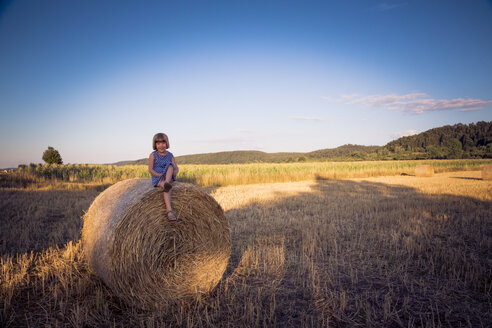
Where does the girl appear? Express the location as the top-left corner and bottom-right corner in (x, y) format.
(148, 133), (179, 221)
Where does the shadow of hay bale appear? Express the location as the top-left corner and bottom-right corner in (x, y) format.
(82, 179), (231, 310)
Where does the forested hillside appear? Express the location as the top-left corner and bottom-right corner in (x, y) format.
(306, 144), (382, 160)
(385, 121), (491, 159)
(116, 145), (382, 165)
(176, 150), (302, 164)
(176, 145), (384, 164)
(114, 122), (491, 165)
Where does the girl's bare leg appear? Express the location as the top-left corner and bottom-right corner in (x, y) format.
(164, 165), (174, 184)
(158, 166), (175, 219)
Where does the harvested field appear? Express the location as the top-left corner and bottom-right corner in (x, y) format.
(0, 187), (101, 256)
(1, 171), (491, 327)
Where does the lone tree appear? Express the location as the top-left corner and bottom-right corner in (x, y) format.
(42, 146), (63, 164)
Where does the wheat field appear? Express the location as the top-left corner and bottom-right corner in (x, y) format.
(1, 171), (491, 327)
(5, 159), (490, 188)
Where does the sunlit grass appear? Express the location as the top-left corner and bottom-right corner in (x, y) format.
(179, 159), (491, 186)
(2, 159), (490, 188)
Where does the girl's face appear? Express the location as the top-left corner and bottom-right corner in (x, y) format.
(156, 140), (167, 153)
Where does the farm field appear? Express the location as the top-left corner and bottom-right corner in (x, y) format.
(2, 159), (491, 189)
(1, 170), (491, 327)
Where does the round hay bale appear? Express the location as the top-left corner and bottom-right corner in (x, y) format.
(415, 164), (434, 177)
(82, 179), (231, 310)
(482, 164), (492, 181)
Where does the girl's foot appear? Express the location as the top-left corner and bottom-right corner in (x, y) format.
(163, 182), (173, 192)
(166, 210), (177, 221)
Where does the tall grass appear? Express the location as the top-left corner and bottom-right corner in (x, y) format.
(2, 159), (490, 188)
(2, 164), (149, 188)
(15, 163), (150, 182)
(179, 159), (491, 186)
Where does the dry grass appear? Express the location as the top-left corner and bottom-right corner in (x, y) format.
(82, 180), (231, 310)
(354, 170), (492, 202)
(0, 187), (101, 256)
(179, 160), (490, 186)
(1, 171), (491, 327)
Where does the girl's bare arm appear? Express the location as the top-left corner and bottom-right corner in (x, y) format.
(172, 157), (179, 174)
(148, 153), (162, 177)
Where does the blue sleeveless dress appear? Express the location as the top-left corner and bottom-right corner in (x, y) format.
(151, 150), (176, 186)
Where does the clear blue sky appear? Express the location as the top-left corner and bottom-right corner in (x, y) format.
(1, 0), (491, 168)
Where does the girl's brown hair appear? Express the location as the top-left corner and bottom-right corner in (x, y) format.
(152, 133), (170, 150)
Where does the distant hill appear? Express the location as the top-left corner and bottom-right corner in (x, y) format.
(113, 121), (491, 165)
(112, 159), (148, 166)
(175, 145), (383, 164)
(306, 144), (382, 159)
(385, 121), (492, 159)
(176, 150), (302, 164)
(113, 145), (382, 165)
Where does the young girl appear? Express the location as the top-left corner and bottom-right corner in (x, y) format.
(148, 133), (179, 221)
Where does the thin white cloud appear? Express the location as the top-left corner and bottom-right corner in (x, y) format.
(339, 94), (360, 101)
(289, 116), (328, 122)
(392, 129), (419, 139)
(236, 128), (255, 134)
(344, 93), (427, 106)
(335, 92), (492, 114)
(459, 107), (483, 112)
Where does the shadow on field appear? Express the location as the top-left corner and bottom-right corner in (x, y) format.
(0, 188), (102, 256)
(2, 178), (491, 327)
(220, 178), (491, 327)
(450, 176), (483, 180)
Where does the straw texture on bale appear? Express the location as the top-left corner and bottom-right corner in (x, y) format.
(82, 179), (231, 310)
(482, 164), (492, 180)
(415, 165), (434, 177)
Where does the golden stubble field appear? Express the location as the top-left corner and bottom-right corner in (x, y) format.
(1, 171), (491, 327)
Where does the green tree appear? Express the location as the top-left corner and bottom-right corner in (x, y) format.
(486, 144), (492, 158)
(42, 146), (63, 164)
(425, 145), (444, 159)
(445, 138), (463, 159)
(350, 151), (364, 160)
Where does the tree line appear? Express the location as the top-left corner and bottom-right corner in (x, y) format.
(36, 121), (492, 167)
(385, 121), (491, 160)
